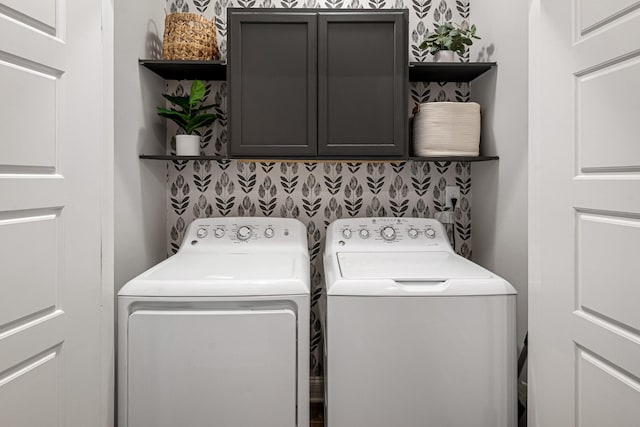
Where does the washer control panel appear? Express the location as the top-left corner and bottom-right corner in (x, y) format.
(182, 217), (307, 251)
(330, 217), (450, 251)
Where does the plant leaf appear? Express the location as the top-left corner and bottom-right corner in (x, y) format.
(157, 108), (189, 132)
(161, 94), (190, 111)
(191, 103), (216, 113)
(189, 80), (207, 109)
(185, 113), (216, 134)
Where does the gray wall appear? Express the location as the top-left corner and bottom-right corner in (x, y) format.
(114, 0), (168, 289)
(470, 0), (529, 346)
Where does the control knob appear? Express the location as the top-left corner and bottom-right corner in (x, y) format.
(342, 228), (353, 239)
(236, 226), (252, 241)
(214, 228), (225, 238)
(196, 228), (208, 238)
(264, 227), (275, 238)
(408, 228), (419, 239)
(425, 227), (436, 239)
(359, 228), (370, 239)
(381, 226), (396, 241)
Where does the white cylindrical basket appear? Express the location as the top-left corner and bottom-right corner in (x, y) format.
(412, 102), (481, 157)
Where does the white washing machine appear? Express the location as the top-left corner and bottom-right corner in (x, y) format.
(118, 217), (309, 427)
(323, 217), (517, 427)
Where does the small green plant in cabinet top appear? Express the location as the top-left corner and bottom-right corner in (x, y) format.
(419, 21), (480, 56)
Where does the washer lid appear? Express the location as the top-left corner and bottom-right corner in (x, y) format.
(337, 252), (493, 280)
(118, 252), (310, 297)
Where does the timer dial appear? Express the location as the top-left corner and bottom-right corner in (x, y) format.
(381, 226), (397, 241)
(237, 226), (252, 241)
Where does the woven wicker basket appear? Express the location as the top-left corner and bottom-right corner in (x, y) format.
(163, 13), (220, 61)
(412, 102), (481, 156)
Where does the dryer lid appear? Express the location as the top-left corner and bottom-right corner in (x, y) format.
(144, 253), (297, 281)
(118, 252), (310, 297)
(337, 251), (493, 280)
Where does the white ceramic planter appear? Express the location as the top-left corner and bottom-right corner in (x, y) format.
(433, 50), (455, 62)
(175, 134), (200, 156)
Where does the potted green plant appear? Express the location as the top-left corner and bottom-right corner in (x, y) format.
(419, 22), (480, 62)
(157, 80), (216, 156)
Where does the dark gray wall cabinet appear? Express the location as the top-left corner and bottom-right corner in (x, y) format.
(228, 9), (408, 159)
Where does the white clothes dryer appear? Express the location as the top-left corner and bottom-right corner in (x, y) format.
(323, 217), (517, 427)
(118, 217), (309, 427)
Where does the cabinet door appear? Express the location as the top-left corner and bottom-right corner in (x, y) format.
(229, 11), (317, 157)
(318, 12), (407, 157)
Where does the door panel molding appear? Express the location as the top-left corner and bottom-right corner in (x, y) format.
(576, 345), (640, 427)
(576, 0), (640, 37)
(0, 1), (58, 36)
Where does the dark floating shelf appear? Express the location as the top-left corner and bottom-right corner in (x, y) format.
(139, 155), (228, 161)
(409, 155), (499, 162)
(231, 156), (406, 162)
(140, 59), (494, 83)
(409, 62), (496, 82)
(139, 59), (227, 81)
(140, 154), (498, 162)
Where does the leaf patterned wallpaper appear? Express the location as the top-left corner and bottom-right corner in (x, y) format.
(165, 0), (473, 376)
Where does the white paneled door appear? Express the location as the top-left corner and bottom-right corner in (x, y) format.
(0, 1), (107, 427)
(529, 1), (640, 426)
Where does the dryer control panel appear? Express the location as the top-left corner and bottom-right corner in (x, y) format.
(326, 218), (452, 253)
(181, 217), (308, 252)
